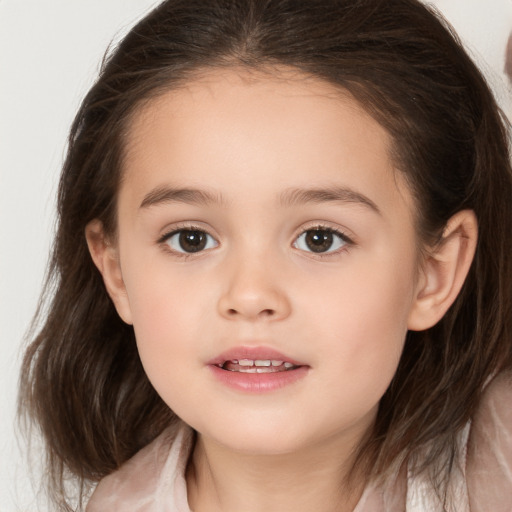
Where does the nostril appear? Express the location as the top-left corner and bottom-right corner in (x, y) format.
(225, 307), (275, 317)
(218, 289), (290, 321)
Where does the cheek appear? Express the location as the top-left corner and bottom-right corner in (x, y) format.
(120, 256), (215, 384)
(123, 247), (214, 331)
(302, 256), (415, 397)
(128, 290), (208, 416)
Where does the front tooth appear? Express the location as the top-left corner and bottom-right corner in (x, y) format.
(271, 360), (283, 366)
(238, 359), (254, 366)
(255, 360), (271, 367)
(240, 367), (258, 373)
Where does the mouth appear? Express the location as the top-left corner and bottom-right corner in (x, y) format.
(208, 346), (306, 372)
(216, 359), (299, 373)
(207, 346), (309, 392)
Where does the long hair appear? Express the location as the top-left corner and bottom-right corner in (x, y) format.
(19, 0), (512, 509)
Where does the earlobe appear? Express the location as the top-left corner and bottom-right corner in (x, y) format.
(85, 220), (133, 325)
(407, 210), (478, 331)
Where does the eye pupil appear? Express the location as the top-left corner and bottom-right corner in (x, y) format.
(305, 230), (333, 253)
(179, 230), (207, 252)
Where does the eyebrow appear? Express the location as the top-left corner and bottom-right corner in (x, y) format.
(279, 186), (380, 214)
(139, 186), (225, 209)
(139, 184), (380, 214)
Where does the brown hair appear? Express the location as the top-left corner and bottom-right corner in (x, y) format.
(19, 0), (512, 509)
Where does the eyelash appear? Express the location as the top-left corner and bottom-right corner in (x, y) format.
(157, 223), (217, 260)
(157, 223), (354, 259)
(293, 224), (353, 259)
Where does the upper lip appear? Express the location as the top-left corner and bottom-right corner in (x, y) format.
(207, 346), (307, 367)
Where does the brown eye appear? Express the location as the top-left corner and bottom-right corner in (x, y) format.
(165, 229), (218, 253)
(294, 228), (348, 254)
(179, 230), (207, 252)
(305, 230), (333, 252)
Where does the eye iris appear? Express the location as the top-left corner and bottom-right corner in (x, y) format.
(179, 230), (207, 252)
(305, 230), (333, 253)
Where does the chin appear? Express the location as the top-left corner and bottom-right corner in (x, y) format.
(194, 415), (326, 456)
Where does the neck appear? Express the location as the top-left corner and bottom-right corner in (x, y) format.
(186, 430), (368, 512)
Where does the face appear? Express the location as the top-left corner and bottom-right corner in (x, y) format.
(109, 68), (425, 456)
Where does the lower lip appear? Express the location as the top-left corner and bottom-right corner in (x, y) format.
(208, 365), (309, 393)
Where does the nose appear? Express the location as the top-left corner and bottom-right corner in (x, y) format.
(217, 255), (292, 322)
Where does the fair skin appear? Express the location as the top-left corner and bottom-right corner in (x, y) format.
(87, 68), (477, 512)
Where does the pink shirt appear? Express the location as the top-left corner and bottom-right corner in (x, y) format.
(87, 373), (512, 511)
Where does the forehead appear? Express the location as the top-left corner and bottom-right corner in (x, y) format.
(120, 67), (414, 218)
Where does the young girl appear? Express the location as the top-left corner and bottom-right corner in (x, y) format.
(19, 0), (512, 511)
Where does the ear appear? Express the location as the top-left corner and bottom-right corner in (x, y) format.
(85, 220), (133, 324)
(407, 210), (478, 331)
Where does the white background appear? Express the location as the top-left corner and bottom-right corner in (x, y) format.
(1, 1), (510, 510)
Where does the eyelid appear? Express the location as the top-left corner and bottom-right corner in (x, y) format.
(293, 221), (355, 242)
(157, 221), (217, 242)
(292, 222), (355, 256)
(157, 222), (220, 256)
